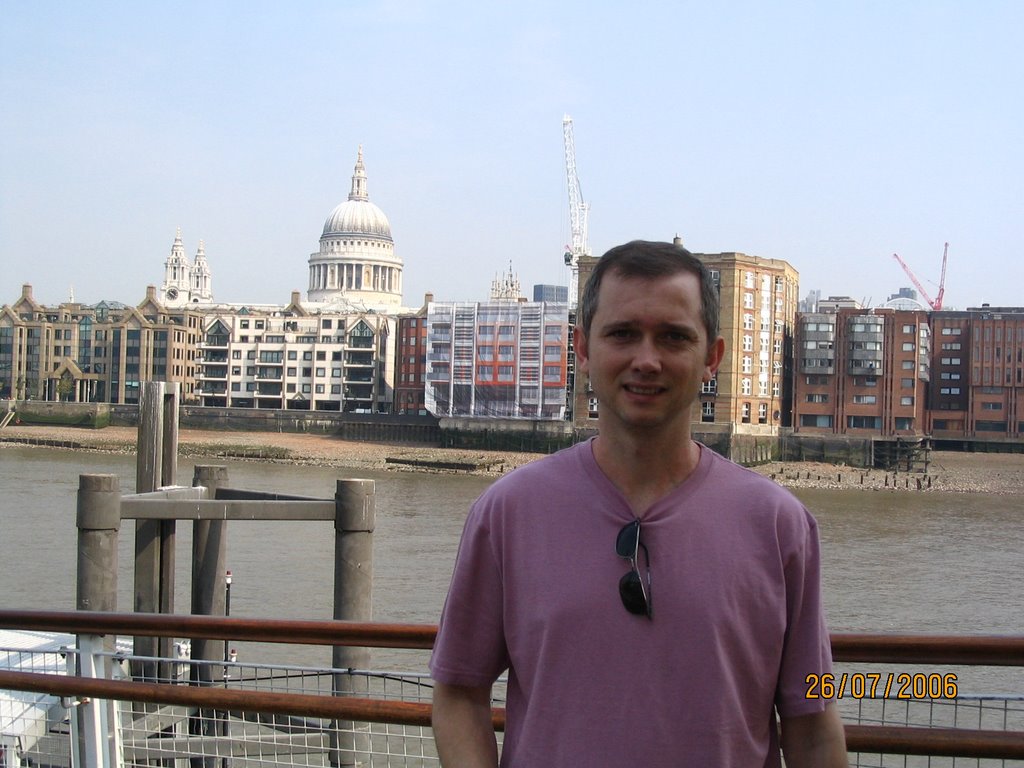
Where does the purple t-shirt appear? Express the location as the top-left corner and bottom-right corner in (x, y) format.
(430, 441), (834, 767)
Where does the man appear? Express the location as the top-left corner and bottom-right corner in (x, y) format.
(430, 240), (847, 766)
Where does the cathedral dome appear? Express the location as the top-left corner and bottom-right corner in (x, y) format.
(308, 147), (403, 311)
(319, 146), (392, 242)
(322, 198), (392, 240)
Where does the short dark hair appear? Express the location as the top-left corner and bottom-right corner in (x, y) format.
(578, 240), (720, 341)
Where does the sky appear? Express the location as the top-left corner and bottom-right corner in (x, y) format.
(1, 1), (1021, 311)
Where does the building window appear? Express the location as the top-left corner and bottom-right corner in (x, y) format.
(981, 402), (1003, 410)
(800, 414), (833, 428)
(758, 402), (768, 423)
(805, 393), (829, 403)
(741, 378), (752, 395)
(701, 401), (715, 422)
(901, 342), (915, 351)
(853, 395), (877, 404)
(742, 403), (751, 423)
(902, 324), (914, 334)
(847, 415), (881, 429)
(900, 396), (914, 406)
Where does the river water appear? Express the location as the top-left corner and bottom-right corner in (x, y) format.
(1, 445), (1021, 692)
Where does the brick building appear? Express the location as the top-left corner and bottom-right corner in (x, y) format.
(930, 307), (1024, 439)
(793, 308), (931, 435)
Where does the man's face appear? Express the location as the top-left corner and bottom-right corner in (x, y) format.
(575, 269), (724, 439)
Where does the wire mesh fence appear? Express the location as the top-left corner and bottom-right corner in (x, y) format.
(3, 640), (1022, 767)
(841, 694), (1024, 768)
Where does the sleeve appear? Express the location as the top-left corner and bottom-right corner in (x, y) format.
(429, 496), (510, 687)
(774, 510), (835, 718)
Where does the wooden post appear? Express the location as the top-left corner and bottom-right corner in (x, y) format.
(331, 478), (375, 767)
(190, 464), (229, 768)
(134, 381), (180, 680)
(76, 474), (120, 613)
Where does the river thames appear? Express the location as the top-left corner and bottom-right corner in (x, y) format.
(1, 445), (1021, 692)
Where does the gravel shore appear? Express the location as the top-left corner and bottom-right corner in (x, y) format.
(2, 424), (1023, 494)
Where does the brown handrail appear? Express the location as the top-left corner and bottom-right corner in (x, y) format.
(0, 609), (436, 649)
(5, 610), (1024, 665)
(832, 633), (1024, 666)
(844, 725), (1024, 759)
(0, 670), (506, 731)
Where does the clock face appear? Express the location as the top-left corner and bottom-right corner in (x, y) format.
(166, 287), (179, 300)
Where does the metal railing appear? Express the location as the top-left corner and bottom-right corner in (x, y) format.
(2, 610), (1023, 767)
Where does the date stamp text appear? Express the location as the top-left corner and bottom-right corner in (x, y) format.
(805, 672), (958, 700)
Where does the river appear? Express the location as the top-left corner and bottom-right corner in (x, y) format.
(1, 445), (1021, 692)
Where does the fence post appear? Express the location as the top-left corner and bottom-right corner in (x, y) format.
(331, 478), (375, 768)
(76, 633), (114, 768)
(190, 465), (229, 768)
(75, 474), (120, 768)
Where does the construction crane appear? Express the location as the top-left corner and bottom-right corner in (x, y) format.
(562, 115), (590, 308)
(891, 242), (949, 311)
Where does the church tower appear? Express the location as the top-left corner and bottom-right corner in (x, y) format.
(161, 228), (213, 306)
(161, 227), (192, 307)
(190, 240), (213, 303)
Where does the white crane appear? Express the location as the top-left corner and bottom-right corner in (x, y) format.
(562, 115), (590, 308)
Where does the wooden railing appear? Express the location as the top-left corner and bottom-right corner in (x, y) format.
(2, 610), (1023, 758)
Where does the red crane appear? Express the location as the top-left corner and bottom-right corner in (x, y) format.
(891, 242), (949, 311)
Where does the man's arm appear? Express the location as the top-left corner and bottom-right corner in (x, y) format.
(432, 682), (499, 767)
(780, 703), (848, 768)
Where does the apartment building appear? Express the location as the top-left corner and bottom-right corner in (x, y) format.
(570, 246), (799, 430)
(196, 300), (394, 412)
(424, 300), (570, 419)
(395, 303), (430, 415)
(930, 307), (1024, 439)
(793, 308), (931, 435)
(698, 251), (800, 429)
(0, 285), (202, 404)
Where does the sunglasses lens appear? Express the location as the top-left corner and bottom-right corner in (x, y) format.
(615, 519), (640, 559)
(619, 571), (648, 616)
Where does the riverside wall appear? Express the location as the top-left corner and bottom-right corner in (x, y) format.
(4, 400), (1020, 465)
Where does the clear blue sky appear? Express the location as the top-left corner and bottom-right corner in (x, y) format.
(2, 1), (1021, 310)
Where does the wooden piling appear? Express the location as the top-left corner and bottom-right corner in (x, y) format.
(75, 473), (120, 767)
(189, 464), (229, 767)
(134, 382), (180, 680)
(76, 474), (120, 614)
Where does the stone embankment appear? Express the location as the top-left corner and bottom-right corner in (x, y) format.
(2, 424), (1023, 494)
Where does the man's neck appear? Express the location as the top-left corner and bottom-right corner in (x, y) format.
(591, 431), (701, 516)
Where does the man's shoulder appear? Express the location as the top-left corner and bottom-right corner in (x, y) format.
(700, 447), (807, 511)
(480, 441), (588, 498)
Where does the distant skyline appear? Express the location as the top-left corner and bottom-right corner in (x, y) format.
(2, 2), (1022, 310)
